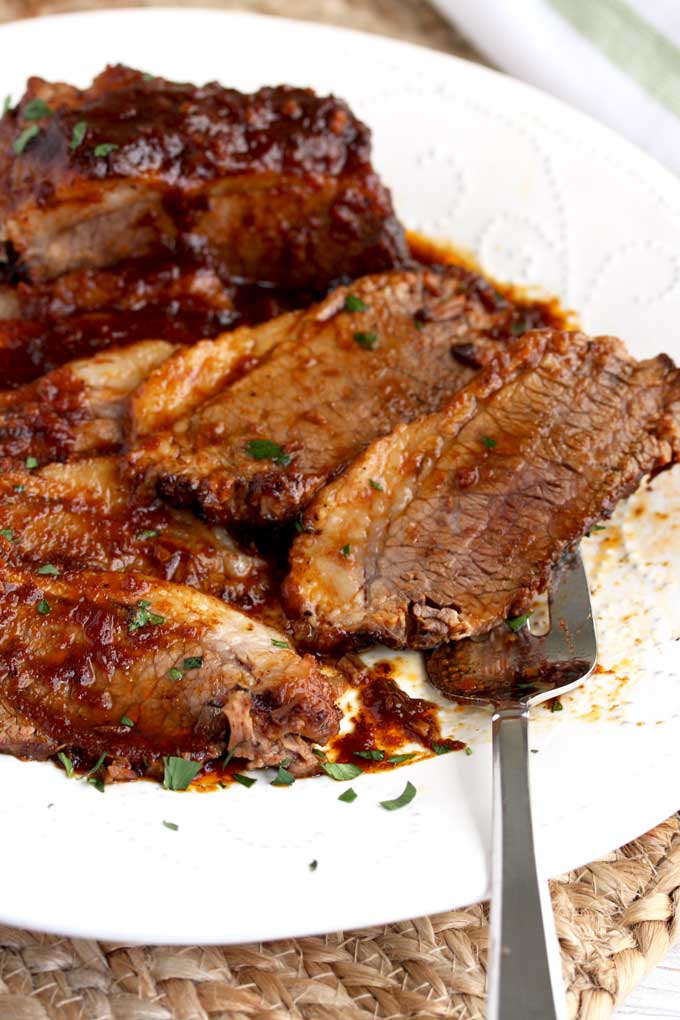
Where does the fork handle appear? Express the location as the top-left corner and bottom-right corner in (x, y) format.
(488, 708), (566, 1020)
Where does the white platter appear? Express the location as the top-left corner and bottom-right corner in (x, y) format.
(0, 7), (679, 945)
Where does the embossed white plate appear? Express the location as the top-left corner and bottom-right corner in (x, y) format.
(0, 8), (679, 945)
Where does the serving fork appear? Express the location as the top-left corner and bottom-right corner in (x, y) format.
(426, 549), (598, 1020)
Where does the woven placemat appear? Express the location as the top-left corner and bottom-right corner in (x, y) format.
(0, 2), (678, 1018)
(0, 815), (678, 1020)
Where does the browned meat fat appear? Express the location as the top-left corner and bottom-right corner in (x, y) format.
(0, 66), (408, 287)
(127, 266), (530, 526)
(283, 330), (680, 650)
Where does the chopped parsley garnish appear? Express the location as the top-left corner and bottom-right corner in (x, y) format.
(233, 773), (256, 788)
(271, 758), (295, 786)
(294, 515), (304, 534)
(0, 529), (15, 541)
(432, 743), (453, 755)
(380, 781), (417, 811)
(369, 479), (384, 492)
(506, 612), (531, 633)
(136, 529), (160, 540)
(128, 599), (165, 634)
(550, 698), (563, 713)
(88, 776), (105, 793)
(57, 751), (74, 777)
(25, 455), (38, 469)
(338, 787), (357, 803)
(321, 761), (363, 782)
(162, 756), (201, 791)
(271, 639), (290, 649)
(387, 752), (417, 764)
(222, 741), (243, 768)
(312, 747), (327, 761)
(2, 95), (10, 115)
(244, 438), (291, 466)
(83, 753), (107, 782)
(93, 142), (119, 157)
(168, 667), (183, 681)
(344, 294), (368, 313)
(182, 656), (203, 670)
(162, 820), (178, 831)
(511, 318), (527, 336)
(70, 120), (87, 150)
(37, 563), (59, 576)
(13, 124), (40, 155)
(354, 749), (384, 761)
(13, 485), (25, 493)
(587, 524), (606, 536)
(22, 98), (52, 120)
(309, 860), (318, 871)
(120, 715), (134, 728)
(414, 319), (425, 331)
(353, 331), (379, 351)
(37, 598), (51, 616)
(481, 436), (497, 450)
(340, 544), (350, 557)
(142, 72), (156, 82)
(464, 746), (473, 756)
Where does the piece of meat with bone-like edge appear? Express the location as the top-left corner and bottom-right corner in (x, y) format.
(0, 456), (273, 608)
(284, 330), (680, 651)
(0, 566), (340, 776)
(0, 65), (408, 286)
(128, 266), (528, 525)
(0, 339), (176, 465)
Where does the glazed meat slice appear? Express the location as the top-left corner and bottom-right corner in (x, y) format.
(0, 566), (340, 775)
(284, 330), (680, 650)
(129, 266), (524, 525)
(129, 311), (304, 439)
(0, 457), (272, 607)
(0, 340), (176, 464)
(0, 65), (407, 287)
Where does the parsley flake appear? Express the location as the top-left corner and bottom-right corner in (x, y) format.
(506, 612), (531, 633)
(272, 759), (295, 786)
(432, 743), (453, 755)
(136, 529), (160, 540)
(344, 294), (368, 313)
(168, 667), (183, 681)
(13, 484), (25, 493)
(0, 529), (15, 541)
(37, 598), (50, 616)
(93, 143), (119, 157)
(481, 436), (497, 450)
(2, 95), (10, 115)
(338, 788), (357, 803)
(120, 715), (134, 728)
(464, 746), (473, 756)
(128, 599), (165, 634)
(182, 656), (203, 670)
(387, 752), (417, 765)
(380, 781), (417, 811)
(25, 455), (38, 469)
(244, 438), (291, 466)
(233, 773), (256, 788)
(340, 544), (350, 557)
(22, 98), (52, 120)
(13, 124), (40, 155)
(309, 860), (318, 871)
(70, 120), (87, 150)
(354, 749), (384, 761)
(163, 756), (201, 791)
(369, 479), (384, 492)
(354, 331), (379, 351)
(162, 820), (178, 831)
(271, 639), (290, 649)
(88, 776), (105, 793)
(321, 761), (362, 782)
(222, 741), (243, 768)
(57, 751), (74, 777)
(83, 753), (107, 782)
(37, 563), (59, 576)
(550, 698), (563, 713)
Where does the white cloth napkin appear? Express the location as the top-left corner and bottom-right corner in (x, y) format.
(432, 0), (680, 174)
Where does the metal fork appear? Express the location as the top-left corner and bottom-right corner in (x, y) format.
(426, 549), (597, 1020)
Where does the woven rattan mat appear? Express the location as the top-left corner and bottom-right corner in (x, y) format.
(0, 2), (679, 1018)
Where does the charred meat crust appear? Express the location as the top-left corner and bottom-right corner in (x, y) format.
(284, 330), (680, 650)
(0, 66), (408, 287)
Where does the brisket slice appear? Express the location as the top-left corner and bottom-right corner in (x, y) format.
(128, 266), (526, 525)
(0, 340), (176, 464)
(0, 65), (407, 287)
(0, 457), (272, 608)
(0, 566), (340, 775)
(284, 330), (680, 650)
